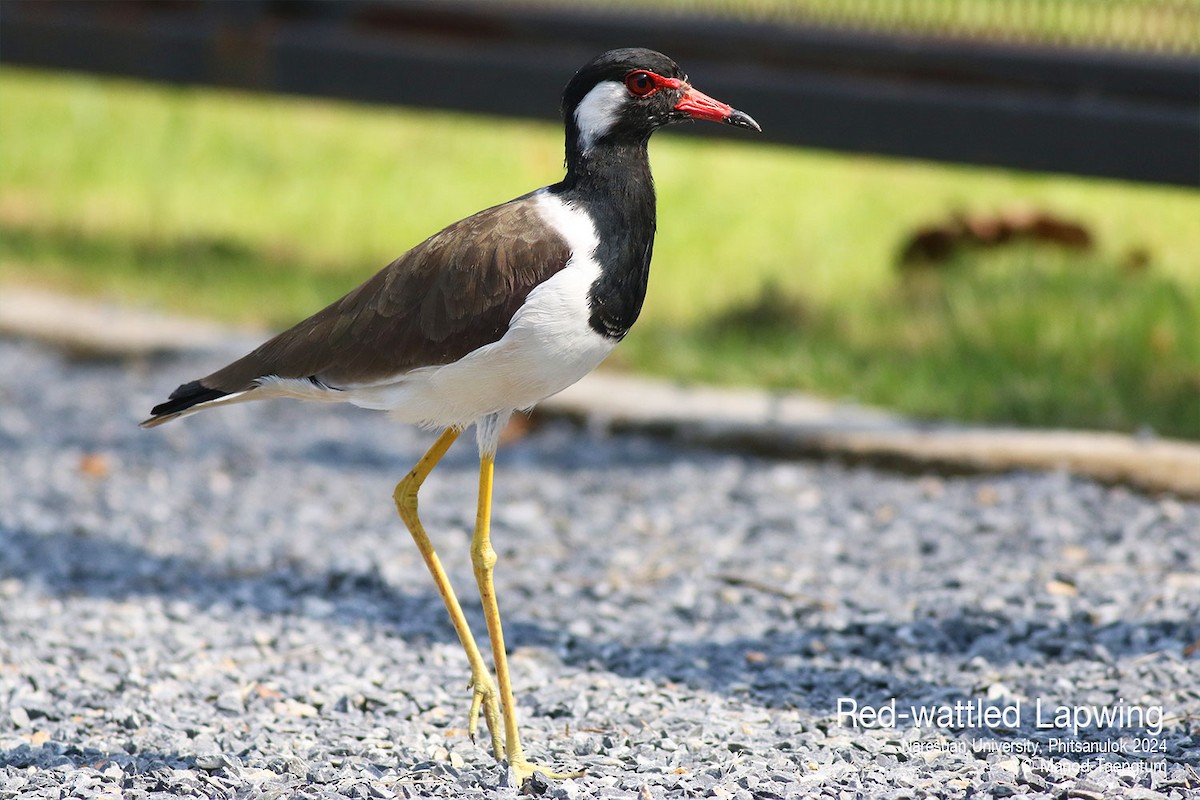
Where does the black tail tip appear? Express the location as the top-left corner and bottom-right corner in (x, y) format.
(143, 380), (228, 427)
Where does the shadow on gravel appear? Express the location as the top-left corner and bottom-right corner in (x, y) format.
(512, 617), (1198, 714)
(0, 525), (453, 641)
(4, 523), (1194, 739)
(295, 425), (698, 475)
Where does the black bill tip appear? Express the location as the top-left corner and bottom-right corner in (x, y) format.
(727, 108), (761, 132)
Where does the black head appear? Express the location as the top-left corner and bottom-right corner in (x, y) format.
(561, 48), (759, 162)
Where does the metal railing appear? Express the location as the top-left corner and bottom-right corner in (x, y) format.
(590, 0), (1200, 56)
(2, 0), (1196, 186)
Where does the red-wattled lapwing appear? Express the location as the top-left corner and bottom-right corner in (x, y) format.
(143, 48), (759, 781)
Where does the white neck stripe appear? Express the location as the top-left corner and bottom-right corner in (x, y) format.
(573, 81), (627, 153)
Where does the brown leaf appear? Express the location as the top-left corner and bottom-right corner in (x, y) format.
(79, 452), (111, 478)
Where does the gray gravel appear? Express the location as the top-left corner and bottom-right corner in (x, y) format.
(1, 338), (1198, 799)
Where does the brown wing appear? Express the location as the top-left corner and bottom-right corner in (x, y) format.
(203, 194), (571, 392)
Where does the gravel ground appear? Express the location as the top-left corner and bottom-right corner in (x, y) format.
(1, 338), (1198, 799)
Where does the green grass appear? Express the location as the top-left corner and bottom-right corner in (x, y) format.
(622, 254), (1200, 434)
(2, 67), (1198, 437)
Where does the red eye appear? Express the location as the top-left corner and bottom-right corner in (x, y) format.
(625, 70), (656, 97)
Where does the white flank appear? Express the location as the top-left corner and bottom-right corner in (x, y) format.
(573, 80), (627, 153)
(336, 190), (618, 441)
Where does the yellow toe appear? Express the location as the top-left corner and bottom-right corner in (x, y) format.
(509, 757), (586, 785)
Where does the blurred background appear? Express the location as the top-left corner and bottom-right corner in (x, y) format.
(2, 0), (1198, 437)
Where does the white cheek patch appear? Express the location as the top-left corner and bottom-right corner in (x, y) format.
(574, 80), (628, 153)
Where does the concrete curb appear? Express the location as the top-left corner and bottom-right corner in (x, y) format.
(538, 375), (1200, 497)
(0, 288), (239, 359)
(4, 286), (1198, 497)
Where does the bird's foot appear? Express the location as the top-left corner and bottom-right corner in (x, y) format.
(467, 670), (504, 761)
(509, 757), (586, 786)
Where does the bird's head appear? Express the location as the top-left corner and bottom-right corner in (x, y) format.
(562, 48), (760, 160)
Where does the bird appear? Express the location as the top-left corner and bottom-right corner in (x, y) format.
(142, 47), (760, 782)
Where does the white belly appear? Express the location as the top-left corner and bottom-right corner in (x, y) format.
(334, 191), (617, 428)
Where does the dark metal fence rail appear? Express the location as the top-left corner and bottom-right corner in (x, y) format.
(2, 0), (1197, 186)
(592, 0), (1200, 56)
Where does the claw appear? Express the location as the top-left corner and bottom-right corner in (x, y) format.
(467, 680), (481, 743)
(467, 671), (504, 760)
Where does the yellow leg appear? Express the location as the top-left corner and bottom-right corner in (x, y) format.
(393, 428), (503, 761)
(470, 453), (584, 783)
